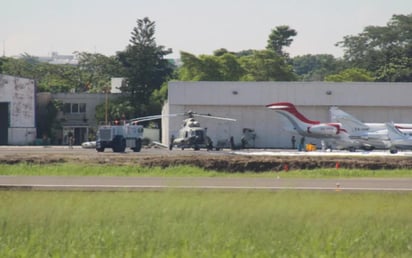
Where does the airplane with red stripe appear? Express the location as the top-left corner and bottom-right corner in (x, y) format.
(266, 102), (359, 150)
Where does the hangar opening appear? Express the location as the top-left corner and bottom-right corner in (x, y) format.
(0, 103), (9, 145)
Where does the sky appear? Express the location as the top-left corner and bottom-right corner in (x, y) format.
(1, 0), (412, 59)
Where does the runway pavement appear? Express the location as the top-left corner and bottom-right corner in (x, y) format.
(1, 176), (412, 192)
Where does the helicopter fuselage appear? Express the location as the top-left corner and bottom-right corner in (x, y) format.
(169, 113), (235, 151)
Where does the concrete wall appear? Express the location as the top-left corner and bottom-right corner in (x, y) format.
(163, 81), (412, 148)
(0, 74), (36, 145)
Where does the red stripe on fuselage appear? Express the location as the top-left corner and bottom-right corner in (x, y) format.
(328, 123), (341, 134)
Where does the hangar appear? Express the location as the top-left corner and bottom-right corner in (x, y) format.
(162, 81), (412, 148)
(0, 74), (37, 145)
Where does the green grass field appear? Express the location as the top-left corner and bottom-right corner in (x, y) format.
(1, 190), (412, 257)
(1, 163), (412, 257)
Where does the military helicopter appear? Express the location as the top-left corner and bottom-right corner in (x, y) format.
(169, 111), (236, 151)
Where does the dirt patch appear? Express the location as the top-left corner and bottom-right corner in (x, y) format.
(1, 149), (412, 172)
(138, 155), (412, 172)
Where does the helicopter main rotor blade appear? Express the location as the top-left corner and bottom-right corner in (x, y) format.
(128, 114), (179, 123)
(128, 112), (236, 123)
(193, 114), (236, 121)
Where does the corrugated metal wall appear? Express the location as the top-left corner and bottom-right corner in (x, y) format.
(164, 82), (412, 148)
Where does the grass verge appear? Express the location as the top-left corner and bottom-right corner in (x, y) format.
(1, 163), (412, 178)
(1, 190), (411, 257)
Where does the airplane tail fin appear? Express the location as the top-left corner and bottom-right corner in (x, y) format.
(266, 102), (320, 136)
(385, 122), (406, 140)
(266, 102), (320, 125)
(330, 106), (369, 134)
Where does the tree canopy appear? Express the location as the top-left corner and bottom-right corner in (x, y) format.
(266, 25), (297, 57)
(116, 17), (175, 117)
(324, 68), (374, 82)
(292, 54), (345, 81)
(178, 51), (244, 81)
(76, 52), (123, 93)
(337, 13), (412, 82)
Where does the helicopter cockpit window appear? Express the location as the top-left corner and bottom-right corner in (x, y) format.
(195, 130), (204, 140)
(187, 120), (200, 128)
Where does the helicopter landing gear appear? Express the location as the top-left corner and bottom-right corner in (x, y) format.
(390, 148), (398, 154)
(206, 136), (214, 151)
(193, 146), (200, 151)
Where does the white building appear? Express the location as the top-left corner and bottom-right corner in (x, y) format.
(163, 81), (412, 148)
(0, 74), (37, 145)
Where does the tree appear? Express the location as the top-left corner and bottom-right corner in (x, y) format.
(37, 99), (63, 143)
(337, 14), (412, 82)
(292, 54), (345, 81)
(1, 56), (79, 92)
(218, 53), (245, 81)
(239, 50), (297, 81)
(178, 52), (223, 81)
(266, 25), (297, 57)
(0, 57), (6, 73)
(76, 52), (123, 93)
(178, 50), (296, 81)
(213, 48), (230, 56)
(95, 97), (135, 123)
(325, 68), (374, 82)
(178, 52), (206, 81)
(1, 55), (40, 79)
(117, 17), (175, 117)
(178, 52), (244, 81)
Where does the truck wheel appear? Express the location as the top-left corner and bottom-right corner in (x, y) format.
(96, 141), (105, 152)
(112, 135), (126, 153)
(133, 139), (142, 152)
(119, 138), (126, 152)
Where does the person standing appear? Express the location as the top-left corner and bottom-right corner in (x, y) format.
(291, 136), (296, 149)
(68, 131), (74, 148)
(299, 136), (305, 151)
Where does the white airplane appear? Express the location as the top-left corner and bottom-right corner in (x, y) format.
(385, 122), (412, 153)
(266, 102), (360, 150)
(330, 106), (412, 151)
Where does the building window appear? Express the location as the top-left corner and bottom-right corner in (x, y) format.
(72, 103), (79, 113)
(79, 103), (86, 113)
(63, 103), (87, 114)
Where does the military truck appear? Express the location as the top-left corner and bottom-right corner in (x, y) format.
(95, 124), (143, 152)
